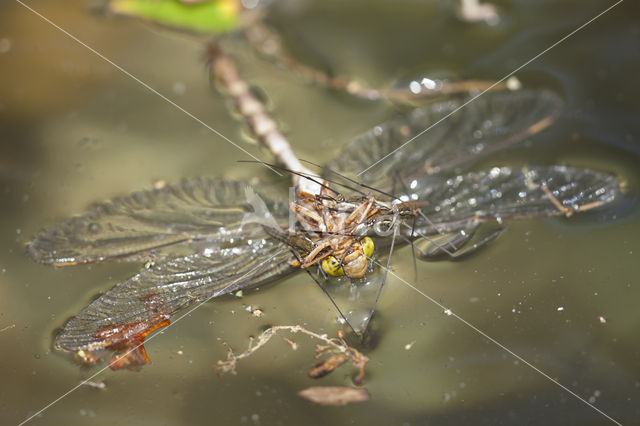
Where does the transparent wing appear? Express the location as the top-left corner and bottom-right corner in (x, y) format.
(409, 166), (620, 233)
(28, 179), (289, 266)
(56, 239), (294, 353)
(28, 178), (297, 366)
(408, 221), (478, 257)
(327, 89), (562, 192)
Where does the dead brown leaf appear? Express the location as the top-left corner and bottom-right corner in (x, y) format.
(308, 354), (349, 379)
(298, 386), (369, 406)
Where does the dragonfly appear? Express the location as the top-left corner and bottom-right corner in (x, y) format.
(27, 88), (621, 370)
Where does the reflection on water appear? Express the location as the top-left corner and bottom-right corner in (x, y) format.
(1, 0), (639, 425)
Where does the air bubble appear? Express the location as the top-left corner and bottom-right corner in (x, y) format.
(409, 81), (422, 94)
(421, 78), (437, 90)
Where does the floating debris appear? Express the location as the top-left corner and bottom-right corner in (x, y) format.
(81, 380), (107, 390)
(308, 354), (349, 379)
(152, 180), (166, 190)
(506, 76), (522, 91)
(456, 0), (500, 25)
(215, 325), (369, 385)
(0, 38), (12, 54)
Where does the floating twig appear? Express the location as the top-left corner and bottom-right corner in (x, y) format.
(215, 325), (369, 385)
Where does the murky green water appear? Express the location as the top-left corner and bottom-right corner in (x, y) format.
(1, 0), (639, 425)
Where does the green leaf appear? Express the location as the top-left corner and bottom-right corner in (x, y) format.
(108, 0), (240, 34)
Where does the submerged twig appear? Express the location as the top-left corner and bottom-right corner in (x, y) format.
(215, 325), (369, 385)
(207, 43), (320, 195)
(243, 18), (513, 102)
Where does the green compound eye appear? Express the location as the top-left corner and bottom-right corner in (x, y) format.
(322, 256), (344, 277)
(361, 237), (374, 258)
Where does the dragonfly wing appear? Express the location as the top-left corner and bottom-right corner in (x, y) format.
(326, 89), (562, 191)
(412, 166), (620, 229)
(411, 221), (509, 260)
(56, 240), (294, 355)
(410, 221), (477, 257)
(28, 179), (288, 266)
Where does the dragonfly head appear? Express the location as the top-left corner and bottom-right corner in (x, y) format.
(361, 236), (374, 258)
(322, 256), (344, 277)
(322, 237), (374, 279)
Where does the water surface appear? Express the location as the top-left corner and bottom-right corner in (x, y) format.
(1, 0), (639, 425)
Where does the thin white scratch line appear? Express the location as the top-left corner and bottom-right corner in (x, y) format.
(381, 265), (623, 426)
(14, 0), (281, 177)
(358, 0), (624, 176)
(18, 252), (283, 426)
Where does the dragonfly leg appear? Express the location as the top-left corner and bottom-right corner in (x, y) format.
(343, 197), (378, 228)
(300, 240), (334, 268)
(290, 201), (324, 231)
(360, 224), (399, 336)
